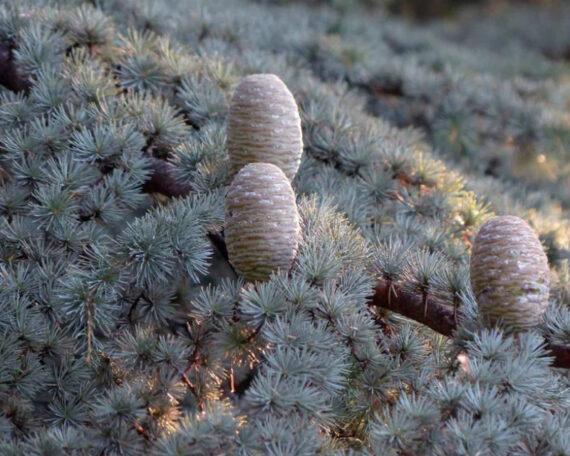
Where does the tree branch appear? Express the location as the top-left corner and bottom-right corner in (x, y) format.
(0, 40), (30, 92)
(142, 157), (192, 197)
(371, 280), (456, 337)
(371, 278), (570, 369)
(208, 231), (229, 262)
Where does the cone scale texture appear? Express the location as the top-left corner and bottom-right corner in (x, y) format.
(225, 162), (300, 281)
(227, 73), (303, 181)
(470, 215), (550, 331)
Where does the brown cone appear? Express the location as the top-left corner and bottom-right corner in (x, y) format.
(227, 74), (302, 181)
(470, 215), (550, 331)
(225, 162), (300, 281)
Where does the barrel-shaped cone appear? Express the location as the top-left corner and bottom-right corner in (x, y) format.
(227, 73), (302, 181)
(470, 215), (550, 331)
(225, 162), (300, 281)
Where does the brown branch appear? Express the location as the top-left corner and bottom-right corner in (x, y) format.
(546, 344), (570, 368)
(142, 157), (192, 197)
(168, 359), (204, 412)
(208, 231), (229, 262)
(0, 40), (31, 92)
(371, 278), (570, 369)
(133, 419), (151, 441)
(372, 280), (456, 337)
(86, 300), (94, 365)
(184, 346), (200, 374)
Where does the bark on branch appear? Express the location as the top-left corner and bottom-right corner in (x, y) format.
(142, 157), (192, 197)
(372, 280), (456, 337)
(0, 40), (31, 92)
(371, 278), (570, 369)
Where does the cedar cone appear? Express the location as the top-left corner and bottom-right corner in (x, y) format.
(225, 162), (300, 281)
(227, 74), (302, 181)
(470, 215), (550, 331)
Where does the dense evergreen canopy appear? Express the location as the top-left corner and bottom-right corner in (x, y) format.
(0, 0), (569, 454)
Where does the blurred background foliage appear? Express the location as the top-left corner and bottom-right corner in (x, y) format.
(262, 0), (568, 21)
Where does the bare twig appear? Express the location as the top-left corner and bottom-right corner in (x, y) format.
(168, 360), (204, 412)
(86, 302), (93, 365)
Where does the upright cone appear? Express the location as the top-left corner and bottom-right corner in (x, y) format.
(225, 162), (300, 281)
(470, 215), (550, 331)
(227, 74), (302, 181)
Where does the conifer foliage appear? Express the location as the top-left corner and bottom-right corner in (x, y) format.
(0, 0), (570, 454)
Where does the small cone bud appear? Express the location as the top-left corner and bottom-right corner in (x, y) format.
(470, 215), (550, 331)
(225, 162), (300, 281)
(227, 74), (302, 181)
